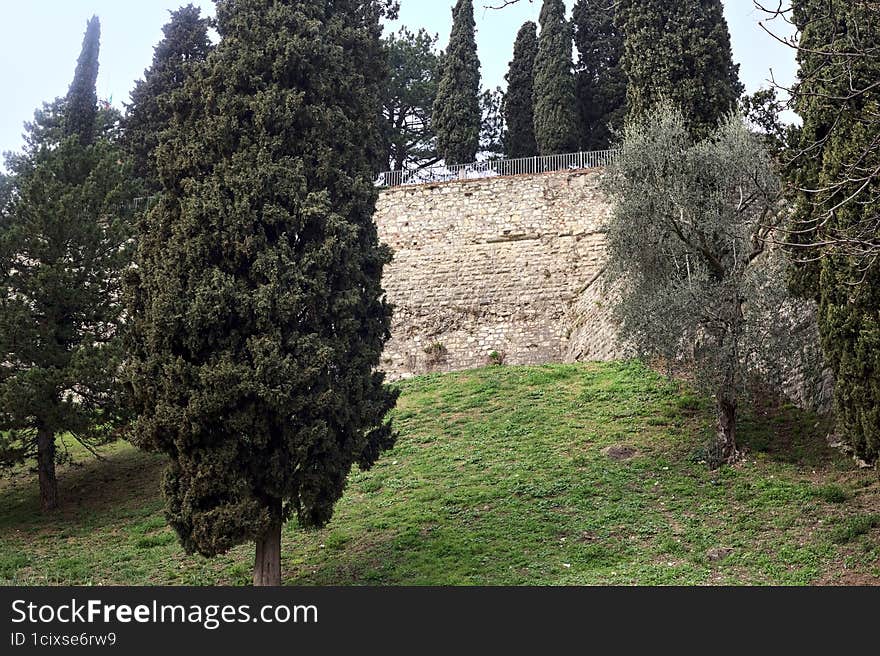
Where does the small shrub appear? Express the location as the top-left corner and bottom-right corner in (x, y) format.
(488, 350), (506, 366)
(830, 514), (880, 544)
(813, 484), (849, 504)
(424, 341), (448, 366)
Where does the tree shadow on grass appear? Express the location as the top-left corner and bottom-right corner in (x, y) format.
(736, 389), (842, 469)
(0, 445), (166, 532)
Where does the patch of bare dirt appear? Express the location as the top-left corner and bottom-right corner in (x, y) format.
(602, 445), (638, 461)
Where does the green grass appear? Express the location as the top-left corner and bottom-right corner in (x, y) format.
(1, 361), (878, 585)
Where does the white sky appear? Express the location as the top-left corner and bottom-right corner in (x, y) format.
(0, 0), (798, 163)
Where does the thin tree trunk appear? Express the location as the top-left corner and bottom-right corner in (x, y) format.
(37, 427), (58, 512)
(716, 397), (737, 464)
(253, 501), (282, 586)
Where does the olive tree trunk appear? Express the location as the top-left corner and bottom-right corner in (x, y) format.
(716, 396), (737, 464)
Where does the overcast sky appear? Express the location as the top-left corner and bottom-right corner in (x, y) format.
(0, 0), (798, 161)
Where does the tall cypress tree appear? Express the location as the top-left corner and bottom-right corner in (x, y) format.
(503, 21), (539, 158)
(787, 0), (880, 462)
(125, 0), (398, 586)
(620, 0), (743, 136)
(0, 17), (137, 511)
(573, 0), (626, 150)
(433, 0), (481, 165)
(533, 0), (579, 155)
(66, 17), (100, 145)
(124, 4), (212, 190)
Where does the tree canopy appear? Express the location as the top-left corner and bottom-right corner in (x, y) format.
(433, 0), (481, 165)
(124, 4), (212, 190)
(620, 0), (743, 136)
(382, 27), (441, 171)
(572, 0), (626, 150)
(124, 0), (399, 585)
(783, 0), (880, 463)
(602, 106), (822, 464)
(503, 21), (539, 158)
(533, 0), (579, 155)
(0, 16), (137, 511)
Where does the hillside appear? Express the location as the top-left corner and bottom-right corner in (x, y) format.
(1, 361), (878, 585)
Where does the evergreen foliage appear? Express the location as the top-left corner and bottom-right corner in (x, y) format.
(786, 0), (880, 462)
(124, 4), (212, 190)
(620, 0), (743, 136)
(572, 0), (626, 150)
(0, 17), (137, 511)
(602, 105), (822, 464)
(503, 21), (539, 158)
(432, 0), (481, 165)
(125, 0), (399, 585)
(533, 0), (579, 155)
(480, 87), (505, 157)
(382, 27), (441, 171)
(66, 17), (100, 145)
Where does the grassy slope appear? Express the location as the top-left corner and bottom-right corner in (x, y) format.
(1, 361), (878, 585)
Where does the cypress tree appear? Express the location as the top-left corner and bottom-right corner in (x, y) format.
(533, 0), (579, 155)
(787, 0), (880, 462)
(66, 17), (100, 145)
(432, 0), (481, 165)
(620, 0), (743, 136)
(0, 17), (137, 511)
(125, 0), (398, 585)
(124, 4), (212, 190)
(572, 0), (626, 150)
(503, 21), (539, 158)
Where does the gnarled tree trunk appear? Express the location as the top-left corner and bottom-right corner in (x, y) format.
(254, 500), (282, 586)
(37, 427), (58, 512)
(716, 396), (737, 464)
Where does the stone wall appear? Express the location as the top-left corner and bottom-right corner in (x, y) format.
(375, 169), (620, 379)
(375, 167), (831, 418)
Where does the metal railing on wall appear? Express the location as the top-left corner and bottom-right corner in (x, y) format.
(375, 149), (619, 189)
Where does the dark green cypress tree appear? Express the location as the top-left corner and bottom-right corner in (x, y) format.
(66, 17), (100, 145)
(123, 4), (212, 190)
(503, 21), (539, 158)
(620, 0), (743, 136)
(573, 0), (626, 150)
(533, 0), (579, 155)
(0, 17), (137, 511)
(125, 0), (399, 585)
(787, 0), (880, 462)
(432, 0), (481, 165)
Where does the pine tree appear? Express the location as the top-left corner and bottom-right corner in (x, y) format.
(572, 0), (626, 150)
(620, 0), (743, 136)
(432, 0), (481, 165)
(787, 0), (880, 462)
(503, 21), (539, 158)
(382, 27), (442, 171)
(125, 0), (399, 586)
(533, 0), (579, 155)
(124, 4), (212, 190)
(0, 17), (137, 511)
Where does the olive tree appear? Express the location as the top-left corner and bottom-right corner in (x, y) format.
(602, 105), (824, 464)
